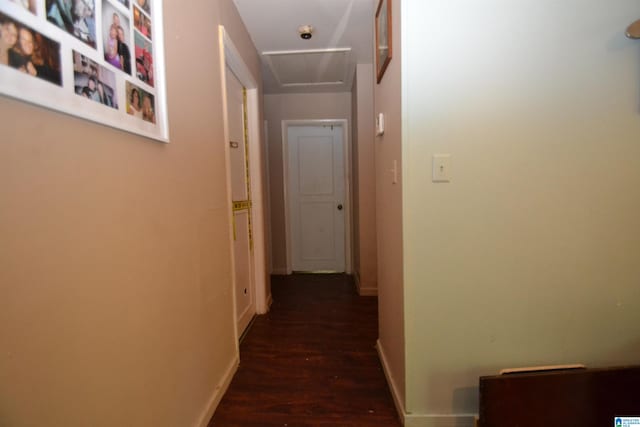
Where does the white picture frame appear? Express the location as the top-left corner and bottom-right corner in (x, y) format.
(0, 0), (169, 142)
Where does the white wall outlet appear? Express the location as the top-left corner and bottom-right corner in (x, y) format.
(432, 154), (451, 183)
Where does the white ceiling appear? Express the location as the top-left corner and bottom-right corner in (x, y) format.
(232, 0), (374, 94)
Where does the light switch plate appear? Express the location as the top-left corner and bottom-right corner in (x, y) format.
(376, 113), (385, 136)
(432, 154), (451, 182)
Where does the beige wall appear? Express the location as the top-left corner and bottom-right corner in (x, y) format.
(374, 0), (406, 413)
(264, 92), (352, 273)
(351, 64), (378, 295)
(0, 1), (261, 426)
(402, 0), (640, 424)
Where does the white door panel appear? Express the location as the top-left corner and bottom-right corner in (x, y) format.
(228, 68), (248, 203)
(299, 201), (336, 260)
(233, 210), (252, 321)
(288, 125), (345, 272)
(297, 136), (335, 195)
(226, 65), (254, 335)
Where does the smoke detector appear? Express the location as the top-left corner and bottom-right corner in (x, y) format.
(298, 25), (313, 40)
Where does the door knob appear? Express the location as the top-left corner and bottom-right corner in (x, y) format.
(337, 204), (343, 210)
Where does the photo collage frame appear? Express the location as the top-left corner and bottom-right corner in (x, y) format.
(0, 0), (168, 142)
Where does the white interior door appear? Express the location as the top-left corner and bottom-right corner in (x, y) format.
(226, 65), (254, 335)
(287, 125), (345, 272)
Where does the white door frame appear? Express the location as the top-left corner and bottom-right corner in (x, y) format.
(281, 119), (352, 275)
(219, 26), (269, 344)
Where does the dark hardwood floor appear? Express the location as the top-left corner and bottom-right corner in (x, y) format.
(208, 274), (401, 427)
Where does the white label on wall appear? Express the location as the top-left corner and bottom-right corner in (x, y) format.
(615, 418), (640, 426)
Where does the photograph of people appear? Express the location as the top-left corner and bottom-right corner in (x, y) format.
(85, 76), (100, 101)
(126, 82), (143, 118)
(8, 0), (37, 14)
(104, 22), (120, 68)
(102, 1), (131, 74)
(46, 0), (96, 48)
(125, 81), (155, 123)
(115, 0), (129, 7)
(141, 91), (155, 123)
(46, 0), (73, 33)
(133, 6), (151, 40)
(117, 26), (130, 74)
(73, 50), (117, 109)
(136, 0), (149, 15)
(72, 0), (96, 47)
(0, 15), (18, 66)
(142, 15), (151, 39)
(134, 31), (153, 86)
(30, 31), (62, 84)
(9, 26), (37, 77)
(1, 13), (62, 85)
(96, 80), (113, 106)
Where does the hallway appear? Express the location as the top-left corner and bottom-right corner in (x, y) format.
(209, 274), (400, 426)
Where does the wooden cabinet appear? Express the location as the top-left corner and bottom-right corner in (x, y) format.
(478, 366), (640, 427)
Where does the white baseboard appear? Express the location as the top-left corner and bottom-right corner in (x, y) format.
(376, 340), (405, 425)
(404, 414), (477, 427)
(376, 340), (476, 427)
(237, 305), (255, 338)
(195, 355), (239, 427)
